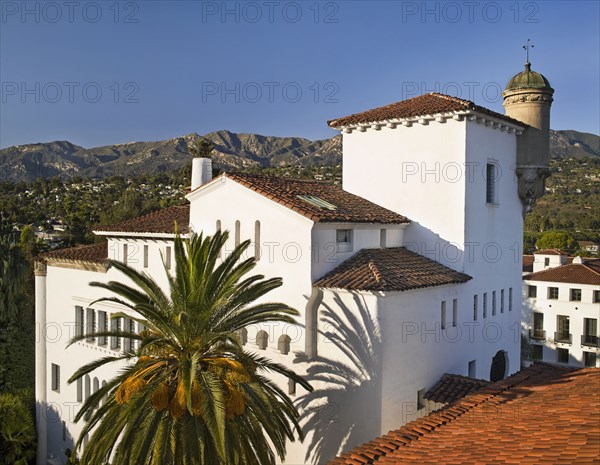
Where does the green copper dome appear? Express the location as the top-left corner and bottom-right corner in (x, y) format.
(504, 63), (553, 92)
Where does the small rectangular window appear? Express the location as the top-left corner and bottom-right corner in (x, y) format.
(468, 360), (476, 378)
(492, 291), (497, 316)
(544, 257), (550, 267)
(380, 229), (387, 248)
(51, 364), (60, 392)
(594, 290), (600, 303)
(556, 348), (569, 364)
(77, 377), (83, 402)
(483, 293), (488, 318)
(486, 163), (497, 204)
(336, 229), (353, 252)
(441, 301), (447, 330)
(86, 308), (95, 343)
(527, 285), (537, 298)
(165, 246), (172, 270)
(500, 289), (505, 313)
(417, 388), (426, 410)
(473, 295), (478, 321)
(570, 288), (582, 302)
(143, 245), (149, 268)
(509, 288), (513, 311)
(583, 352), (597, 367)
(98, 311), (108, 346)
(452, 299), (457, 327)
(548, 287), (559, 299)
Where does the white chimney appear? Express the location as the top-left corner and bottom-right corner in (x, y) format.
(191, 158), (212, 191)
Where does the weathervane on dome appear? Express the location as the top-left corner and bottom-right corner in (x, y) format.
(523, 39), (534, 67)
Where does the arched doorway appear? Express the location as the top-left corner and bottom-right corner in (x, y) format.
(490, 350), (509, 382)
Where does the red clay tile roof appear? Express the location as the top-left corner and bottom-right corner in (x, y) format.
(328, 93), (526, 128)
(39, 242), (108, 264)
(534, 248), (565, 255)
(424, 374), (489, 405)
(523, 254), (534, 273)
(329, 363), (600, 465)
(314, 248), (471, 292)
(94, 205), (190, 234)
(523, 259), (600, 285)
(204, 173), (410, 224)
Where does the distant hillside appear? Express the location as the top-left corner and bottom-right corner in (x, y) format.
(0, 129), (596, 182)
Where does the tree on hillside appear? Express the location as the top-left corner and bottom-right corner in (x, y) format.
(68, 231), (311, 465)
(535, 231), (577, 252)
(189, 138), (215, 159)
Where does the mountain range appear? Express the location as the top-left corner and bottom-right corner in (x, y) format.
(0, 129), (597, 182)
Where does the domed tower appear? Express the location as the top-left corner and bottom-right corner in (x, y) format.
(502, 55), (554, 216)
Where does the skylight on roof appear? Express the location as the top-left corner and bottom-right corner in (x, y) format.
(297, 195), (337, 211)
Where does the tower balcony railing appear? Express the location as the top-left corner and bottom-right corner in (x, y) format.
(581, 335), (599, 348)
(554, 332), (572, 345)
(529, 329), (546, 341)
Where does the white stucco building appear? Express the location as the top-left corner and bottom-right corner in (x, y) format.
(522, 249), (600, 368)
(35, 62), (556, 465)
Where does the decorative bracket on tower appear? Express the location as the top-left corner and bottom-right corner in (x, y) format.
(515, 165), (550, 217)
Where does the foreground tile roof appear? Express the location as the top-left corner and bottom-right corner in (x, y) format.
(523, 259), (600, 286)
(328, 93), (526, 128)
(207, 173), (410, 224)
(94, 205), (190, 234)
(329, 363), (600, 465)
(424, 373), (489, 405)
(39, 242), (108, 264)
(314, 247), (471, 292)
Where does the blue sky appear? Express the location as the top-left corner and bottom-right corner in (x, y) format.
(1, 1), (598, 148)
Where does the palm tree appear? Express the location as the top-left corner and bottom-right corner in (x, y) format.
(68, 230), (311, 465)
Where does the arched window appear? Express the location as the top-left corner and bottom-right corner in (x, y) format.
(216, 220), (221, 232)
(236, 327), (248, 345)
(256, 330), (268, 350)
(235, 220), (241, 247)
(254, 220), (261, 260)
(93, 378), (99, 409)
(278, 334), (291, 355)
(101, 381), (108, 405)
(85, 375), (91, 401)
(490, 350), (509, 382)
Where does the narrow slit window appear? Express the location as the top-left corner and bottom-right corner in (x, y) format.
(452, 299), (457, 327)
(486, 163), (497, 204)
(441, 301), (447, 330)
(165, 246), (172, 270)
(235, 220), (241, 247)
(254, 220), (261, 260)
